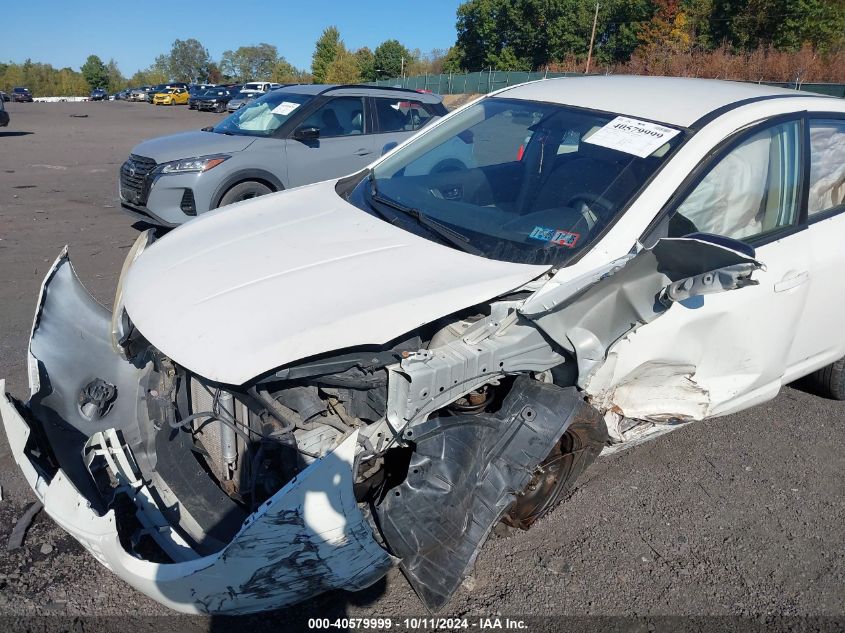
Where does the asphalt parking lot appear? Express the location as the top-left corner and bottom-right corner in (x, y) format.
(0, 100), (843, 631)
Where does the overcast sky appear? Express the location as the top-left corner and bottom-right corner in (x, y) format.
(2, 0), (461, 74)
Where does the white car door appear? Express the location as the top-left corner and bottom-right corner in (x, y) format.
(584, 116), (813, 420)
(782, 115), (845, 380)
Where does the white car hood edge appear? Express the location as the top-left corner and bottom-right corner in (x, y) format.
(123, 180), (549, 385)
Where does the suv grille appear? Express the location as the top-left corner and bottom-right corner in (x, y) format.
(120, 154), (157, 205)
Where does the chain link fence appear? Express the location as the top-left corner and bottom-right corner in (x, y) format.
(369, 71), (583, 95)
(369, 71), (845, 98)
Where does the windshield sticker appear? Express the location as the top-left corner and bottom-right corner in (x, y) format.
(529, 226), (580, 248)
(271, 101), (300, 116)
(583, 116), (680, 158)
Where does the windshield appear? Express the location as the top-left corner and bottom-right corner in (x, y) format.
(202, 89), (228, 97)
(213, 92), (313, 137)
(359, 97), (683, 266)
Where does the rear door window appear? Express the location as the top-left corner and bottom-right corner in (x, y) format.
(808, 118), (845, 218)
(375, 98), (435, 133)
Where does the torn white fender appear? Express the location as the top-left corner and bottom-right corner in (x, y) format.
(524, 236), (763, 390)
(586, 357), (711, 422)
(0, 398), (394, 615)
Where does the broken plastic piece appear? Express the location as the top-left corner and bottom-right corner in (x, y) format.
(7, 501), (43, 551)
(376, 376), (594, 612)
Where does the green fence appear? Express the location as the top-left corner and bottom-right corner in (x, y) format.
(369, 71), (583, 95)
(369, 72), (845, 98)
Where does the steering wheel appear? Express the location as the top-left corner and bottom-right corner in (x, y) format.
(566, 193), (616, 229)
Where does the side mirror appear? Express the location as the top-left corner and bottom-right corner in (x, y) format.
(381, 141), (398, 156)
(293, 126), (320, 141)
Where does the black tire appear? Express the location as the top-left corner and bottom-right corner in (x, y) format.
(804, 357), (845, 400)
(503, 405), (608, 530)
(217, 181), (273, 208)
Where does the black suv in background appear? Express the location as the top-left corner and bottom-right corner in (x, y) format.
(195, 87), (236, 112)
(12, 87), (33, 102)
(90, 88), (109, 101)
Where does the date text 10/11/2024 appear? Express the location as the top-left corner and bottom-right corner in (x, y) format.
(307, 617), (529, 630)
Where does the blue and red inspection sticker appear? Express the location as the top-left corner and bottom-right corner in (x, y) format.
(529, 226), (580, 248)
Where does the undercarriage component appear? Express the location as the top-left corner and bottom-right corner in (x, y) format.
(387, 304), (566, 428)
(375, 376), (595, 612)
(502, 403), (607, 529)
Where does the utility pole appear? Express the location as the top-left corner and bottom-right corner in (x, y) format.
(585, 2), (600, 74)
(401, 56), (405, 80)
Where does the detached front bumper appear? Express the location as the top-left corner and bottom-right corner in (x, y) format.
(0, 252), (393, 614)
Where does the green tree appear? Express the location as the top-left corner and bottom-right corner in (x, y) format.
(220, 43), (279, 82)
(312, 26), (341, 83)
(454, 0), (653, 70)
(272, 57), (311, 83)
(373, 39), (411, 78)
(710, 0), (845, 53)
(168, 38), (212, 82)
(440, 46), (465, 72)
(81, 54), (109, 90)
(105, 59), (126, 92)
(326, 46), (363, 83)
(489, 46), (532, 70)
(355, 47), (377, 81)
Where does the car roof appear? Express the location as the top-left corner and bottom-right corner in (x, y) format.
(273, 83), (443, 103)
(499, 76), (833, 127)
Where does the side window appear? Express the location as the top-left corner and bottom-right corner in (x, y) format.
(375, 98), (433, 133)
(668, 120), (801, 240)
(299, 97), (366, 138)
(808, 119), (845, 217)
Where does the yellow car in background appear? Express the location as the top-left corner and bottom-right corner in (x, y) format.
(152, 88), (189, 105)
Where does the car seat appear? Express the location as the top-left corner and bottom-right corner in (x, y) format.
(320, 109), (344, 136)
(350, 110), (363, 135)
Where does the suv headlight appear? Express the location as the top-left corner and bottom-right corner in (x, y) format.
(160, 155), (230, 174)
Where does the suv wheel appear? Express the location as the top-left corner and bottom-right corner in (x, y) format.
(218, 181), (273, 208)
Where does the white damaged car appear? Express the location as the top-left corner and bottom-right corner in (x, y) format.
(2, 76), (845, 614)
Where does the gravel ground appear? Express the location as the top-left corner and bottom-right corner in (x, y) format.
(0, 100), (843, 633)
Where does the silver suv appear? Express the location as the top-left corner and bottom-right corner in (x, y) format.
(119, 85), (446, 226)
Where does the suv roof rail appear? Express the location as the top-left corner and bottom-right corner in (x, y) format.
(323, 83), (436, 95)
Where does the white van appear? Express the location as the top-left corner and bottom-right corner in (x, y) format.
(239, 81), (281, 95)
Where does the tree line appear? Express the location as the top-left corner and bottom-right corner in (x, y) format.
(451, 0), (844, 81)
(2, 0), (843, 97)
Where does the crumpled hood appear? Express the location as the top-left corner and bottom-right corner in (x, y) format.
(123, 180), (549, 385)
(130, 130), (255, 163)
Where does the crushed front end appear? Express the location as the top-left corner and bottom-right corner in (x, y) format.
(1, 231), (764, 614)
(0, 250), (393, 614)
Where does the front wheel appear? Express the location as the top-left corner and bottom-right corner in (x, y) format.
(502, 405), (608, 530)
(217, 181), (273, 208)
(804, 358), (845, 400)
